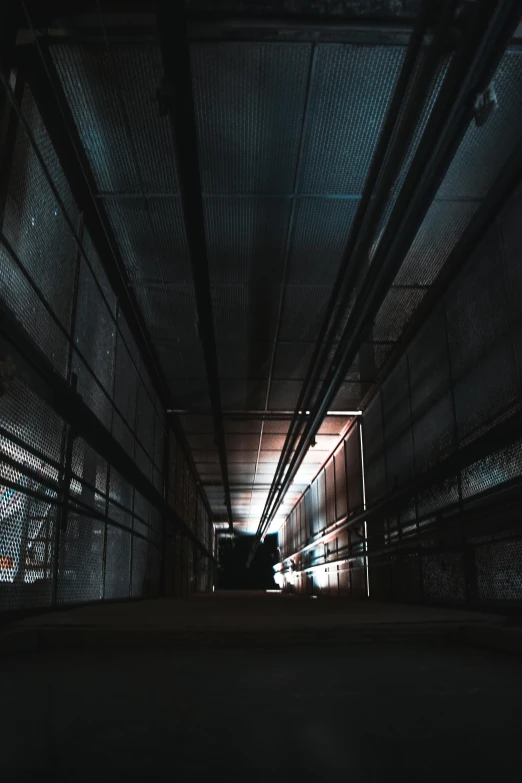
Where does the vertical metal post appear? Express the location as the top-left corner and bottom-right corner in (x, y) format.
(358, 419), (370, 598)
(443, 301), (474, 603)
(180, 452), (185, 524)
(129, 368), (141, 599)
(161, 425), (170, 597)
(194, 540), (198, 594)
(443, 303), (461, 503)
(52, 374), (77, 606)
(333, 448), (338, 524)
(67, 213), (84, 379)
(102, 475), (110, 600)
(102, 299), (119, 600)
(0, 76), (24, 230)
(405, 352), (422, 602)
(497, 215), (521, 395)
(50, 209), (84, 606)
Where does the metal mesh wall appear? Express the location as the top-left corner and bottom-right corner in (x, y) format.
(0, 80), (212, 612)
(275, 420), (366, 596)
(277, 183), (522, 606)
(360, 181), (522, 608)
(165, 429), (213, 595)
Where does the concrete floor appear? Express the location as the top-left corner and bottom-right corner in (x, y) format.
(1, 593), (521, 781)
(13, 590), (500, 627)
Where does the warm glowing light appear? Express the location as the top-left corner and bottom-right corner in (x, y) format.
(359, 423), (370, 598)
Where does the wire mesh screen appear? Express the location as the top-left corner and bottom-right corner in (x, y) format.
(0, 78), (212, 613)
(278, 153), (522, 605)
(0, 378), (60, 610)
(358, 178), (522, 607)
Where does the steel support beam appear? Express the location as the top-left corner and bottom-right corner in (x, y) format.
(19, 1), (522, 47)
(156, 1), (233, 531)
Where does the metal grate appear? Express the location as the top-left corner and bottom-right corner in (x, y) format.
(298, 44), (405, 194)
(0, 379), (62, 611)
(52, 44), (179, 193)
(134, 284), (199, 343)
(83, 230), (117, 316)
(499, 182), (522, 383)
(191, 43), (312, 193)
(447, 228), (518, 445)
(286, 197), (359, 285)
(1, 87), (78, 378)
(105, 196), (191, 285)
(279, 286), (332, 342)
(439, 51), (522, 200)
(56, 513), (104, 604)
(131, 536), (149, 597)
(394, 200), (479, 286)
(205, 196), (290, 284)
(0, 72), (205, 614)
(331, 381), (364, 411)
(73, 257), (116, 429)
(422, 549), (466, 605)
(104, 525), (131, 599)
(373, 286), (426, 343)
(474, 536), (522, 602)
(408, 307), (455, 471)
(461, 438), (522, 500)
(417, 477), (459, 518)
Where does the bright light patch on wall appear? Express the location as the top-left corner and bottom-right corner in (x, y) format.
(359, 422), (370, 598)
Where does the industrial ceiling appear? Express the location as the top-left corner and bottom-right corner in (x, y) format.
(12, 0), (522, 534)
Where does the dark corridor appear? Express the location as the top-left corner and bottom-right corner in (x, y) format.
(217, 534), (278, 590)
(2, 0), (522, 780)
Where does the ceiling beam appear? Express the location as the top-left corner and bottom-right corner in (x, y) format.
(156, 1), (233, 532)
(12, 1), (522, 47)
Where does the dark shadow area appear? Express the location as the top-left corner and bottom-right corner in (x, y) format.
(2, 637), (522, 781)
(217, 534), (278, 590)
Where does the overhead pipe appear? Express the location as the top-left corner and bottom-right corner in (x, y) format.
(262, 0), (522, 543)
(249, 0), (522, 564)
(247, 0), (453, 566)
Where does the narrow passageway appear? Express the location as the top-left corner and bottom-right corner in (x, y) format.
(2, 0), (522, 780)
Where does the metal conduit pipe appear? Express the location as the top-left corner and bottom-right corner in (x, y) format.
(248, 8), (437, 566)
(249, 3), (439, 557)
(247, 0), (459, 566)
(259, 0), (522, 548)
